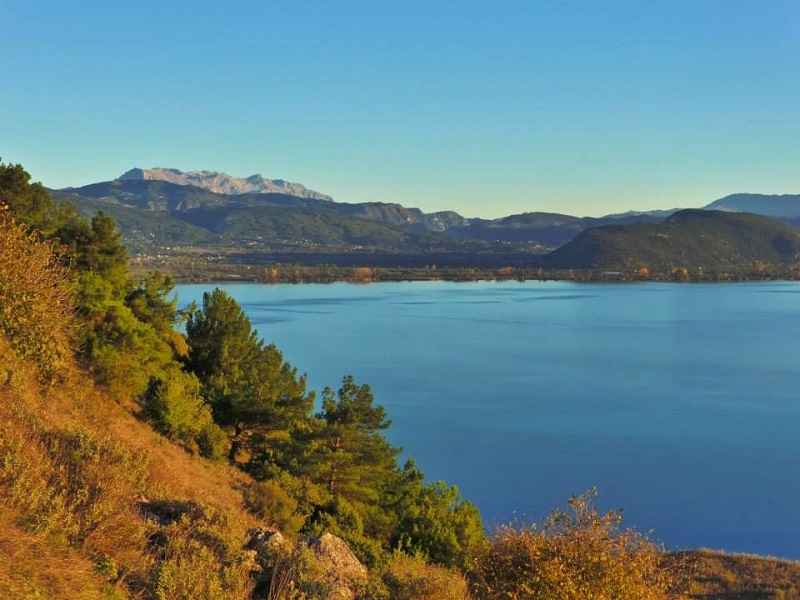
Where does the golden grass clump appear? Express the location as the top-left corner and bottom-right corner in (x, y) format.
(378, 553), (472, 600)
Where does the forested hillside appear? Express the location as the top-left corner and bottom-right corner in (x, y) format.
(2, 159), (799, 598)
(546, 209), (800, 270)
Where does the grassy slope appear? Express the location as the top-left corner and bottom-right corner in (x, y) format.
(2, 213), (799, 597)
(0, 333), (258, 598)
(671, 550), (800, 599)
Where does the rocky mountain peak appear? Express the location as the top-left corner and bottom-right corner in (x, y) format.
(118, 167), (333, 201)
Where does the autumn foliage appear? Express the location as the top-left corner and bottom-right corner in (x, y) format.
(0, 214), (75, 382)
(469, 489), (677, 600)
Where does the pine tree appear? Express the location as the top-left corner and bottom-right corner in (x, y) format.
(185, 289), (313, 462)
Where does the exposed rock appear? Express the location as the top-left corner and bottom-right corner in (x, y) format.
(118, 167), (333, 201)
(298, 533), (368, 600)
(246, 527), (286, 555)
(245, 529), (367, 599)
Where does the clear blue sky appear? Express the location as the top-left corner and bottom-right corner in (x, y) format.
(4, 0), (799, 218)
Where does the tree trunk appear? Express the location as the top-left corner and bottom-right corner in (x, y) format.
(229, 422), (244, 463)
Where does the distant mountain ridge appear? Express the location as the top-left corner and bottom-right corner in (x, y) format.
(51, 169), (800, 269)
(117, 167), (333, 201)
(51, 179), (478, 253)
(704, 193), (800, 218)
(54, 177), (671, 252)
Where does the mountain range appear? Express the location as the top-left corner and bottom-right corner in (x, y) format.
(50, 168), (800, 270)
(116, 167), (333, 200)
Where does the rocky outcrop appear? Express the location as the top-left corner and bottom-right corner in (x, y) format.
(246, 529), (367, 599)
(245, 527), (286, 556)
(299, 533), (368, 599)
(342, 202), (470, 231)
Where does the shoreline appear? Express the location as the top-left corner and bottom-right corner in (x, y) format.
(131, 258), (800, 285)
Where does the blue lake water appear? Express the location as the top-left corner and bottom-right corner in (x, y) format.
(177, 280), (800, 558)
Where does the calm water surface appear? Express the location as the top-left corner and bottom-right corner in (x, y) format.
(178, 281), (800, 558)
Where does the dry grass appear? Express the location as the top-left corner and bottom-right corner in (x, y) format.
(379, 553), (472, 600)
(16, 340), (254, 517)
(669, 550), (800, 600)
(0, 333), (259, 598)
(0, 213), (261, 597)
(0, 507), (120, 599)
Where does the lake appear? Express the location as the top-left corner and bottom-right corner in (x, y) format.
(177, 280), (800, 558)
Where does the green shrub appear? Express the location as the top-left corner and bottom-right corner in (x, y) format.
(243, 480), (304, 537)
(78, 271), (175, 401)
(196, 421), (230, 461)
(303, 496), (384, 567)
(141, 364), (233, 460)
(391, 478), (486, 569)
(144, 366), (213, 441)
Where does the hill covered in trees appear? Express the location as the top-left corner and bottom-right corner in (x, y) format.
(3, 158), (800, 598)
(546, 209), (800, 271)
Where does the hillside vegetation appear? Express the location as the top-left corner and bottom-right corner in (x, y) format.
(51, 180), (478, 254)
(546, 209), (800, 271)
(448, 211), (666, 247)
(54, 175), (800, 280)
(3, 159), (800, 598)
